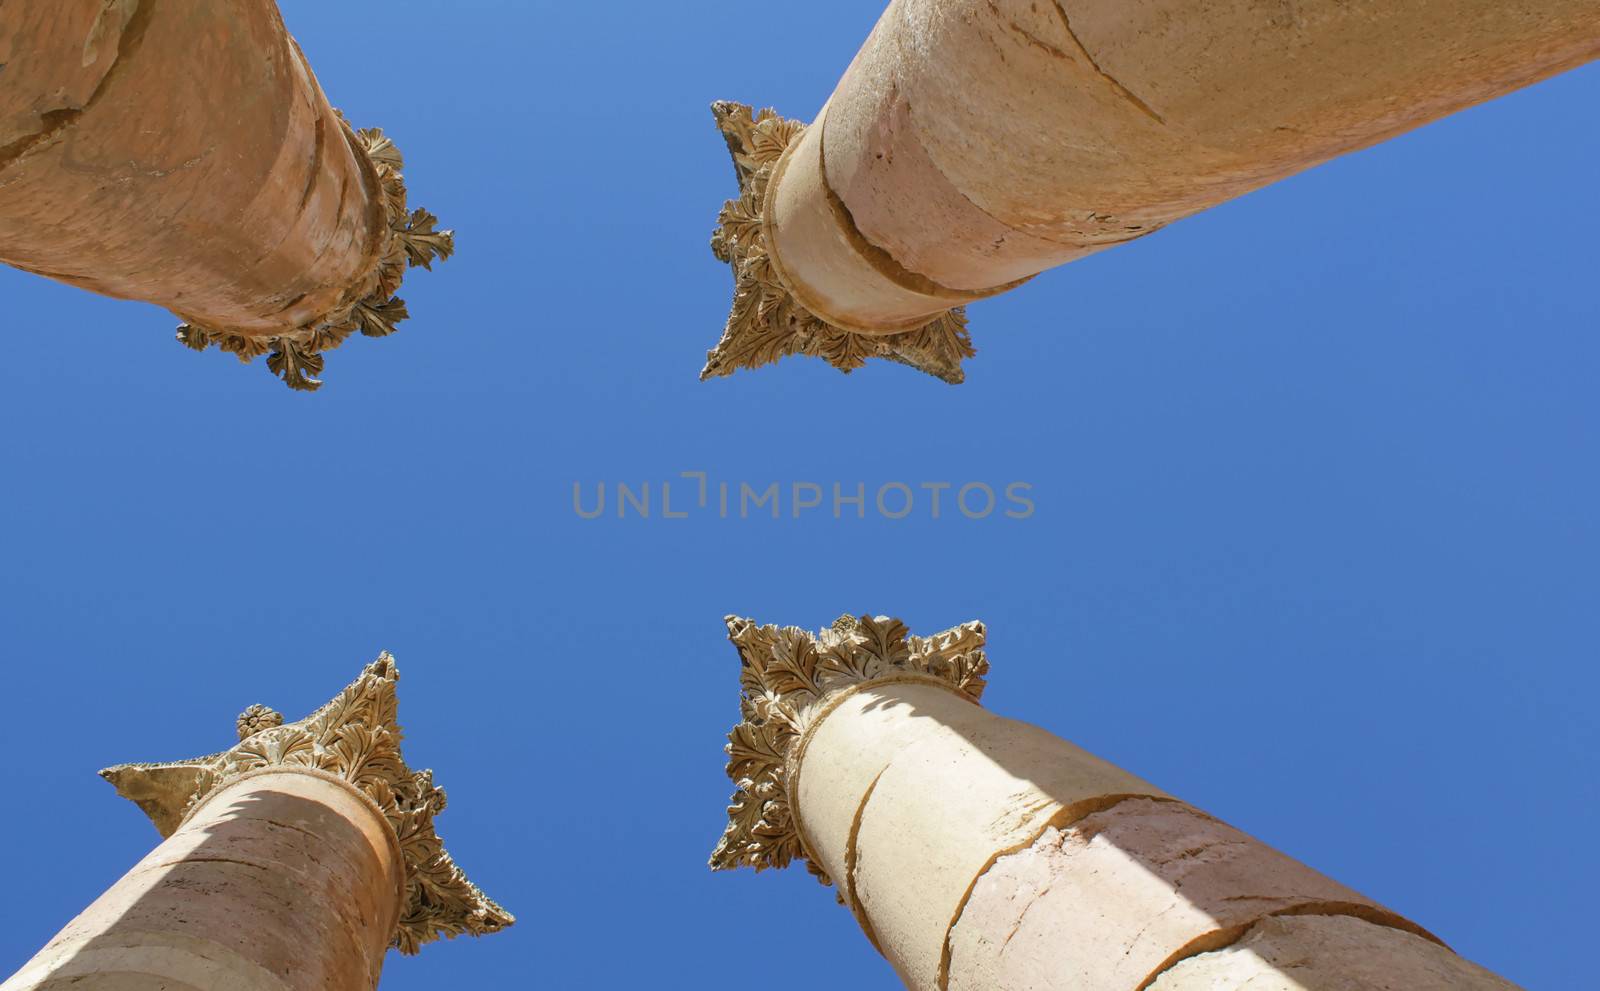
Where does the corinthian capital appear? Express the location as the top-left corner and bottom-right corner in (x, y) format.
(99, 654), (512, 955)
(710, 613), (988, 884)
(702, 104), (975, 384)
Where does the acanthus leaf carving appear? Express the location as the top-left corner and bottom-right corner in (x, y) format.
(100, 654), (512, 956)
(710, 613), (989, 885)
(702, 103), (975, 384)
(175, 122), (454, 392)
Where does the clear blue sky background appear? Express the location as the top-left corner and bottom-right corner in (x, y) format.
(1, 2), (1596, 988)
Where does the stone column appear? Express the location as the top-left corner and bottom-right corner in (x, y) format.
(702, 1), (1600, 382)
(710, 614), (1519, 991)
(0, 1), (454, 390)
(2, 656), (511, 991)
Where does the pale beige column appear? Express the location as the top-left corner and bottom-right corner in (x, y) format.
(702, 1), (1600, 382)
(2, 656), (512, 991)
(0, 1), (454, 390)
(710, 614), (1518, 991)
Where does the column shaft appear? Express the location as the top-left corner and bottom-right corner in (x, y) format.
(0, 0), (382, 337)
(773, 0), (1600, 329)
(795, 680), (1508, 991)
(1146, 915), (1521, 991)
(1, 770), (404, 991)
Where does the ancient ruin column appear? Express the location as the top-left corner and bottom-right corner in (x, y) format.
(710, 614), (1519, 991)
(1, 656), (511, 991)
(0, 1), (454, 390)
(702, 1), (1600, 382)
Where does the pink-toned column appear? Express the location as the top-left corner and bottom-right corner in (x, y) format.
(702, 1), (1600, 382)
(0, 1), (453, 390)
(2, 657), (511, 991)
(710, 614), (1519, 991)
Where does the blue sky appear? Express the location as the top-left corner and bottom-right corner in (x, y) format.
(1, 2), (1596, 988)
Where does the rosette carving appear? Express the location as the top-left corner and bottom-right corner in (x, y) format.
(234, 703), (284, 740)
(100, 654), (512, 955)
(710, 613), (989, 885)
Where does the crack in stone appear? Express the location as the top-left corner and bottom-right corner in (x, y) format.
(1048, 0), (1166, 124)
(163, 856), (277, 875)
(996, 870), (1053, 954)
(298, 113), (327, 211)
(0, 0), (153, 172)
(940, 794), (1182, 990)
(986, 1), (1074, 63)
(843, 768), (889, 953)
(252, 817), (324, 842)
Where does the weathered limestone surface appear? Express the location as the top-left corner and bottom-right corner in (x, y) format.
(1147, 914), (1521, 991)
(0, 1), (453, 389)
(946, 799), (1427, 991)
(797, 682), (1169, 988)
(0, 771), (403, 991)
(1, 657), (510, 991)
(705, 0), (1600, 380)
(711, 614), (1525, 991)
(0, 1), (369, 332)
